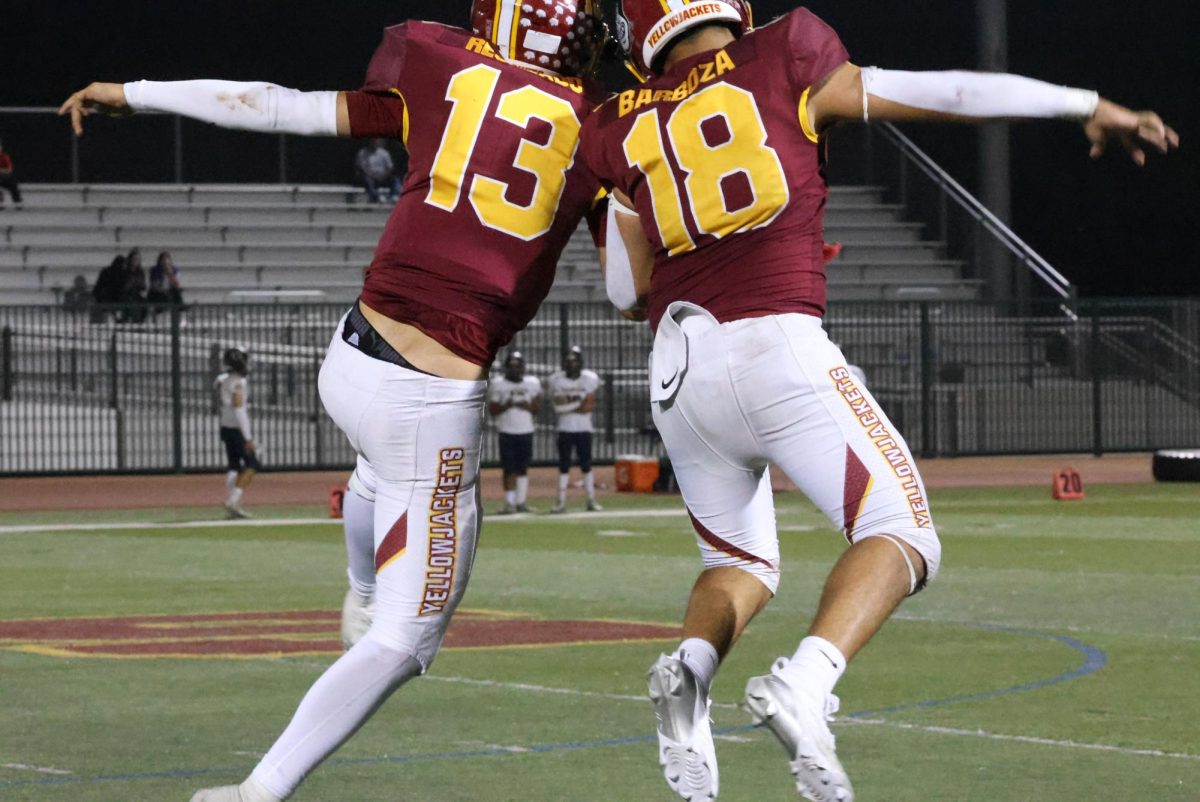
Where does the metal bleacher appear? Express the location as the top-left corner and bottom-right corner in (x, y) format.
(1, 182), (978, 306)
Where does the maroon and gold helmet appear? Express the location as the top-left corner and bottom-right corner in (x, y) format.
(615, 0), (753, 78)
(471, 0), (606, 78)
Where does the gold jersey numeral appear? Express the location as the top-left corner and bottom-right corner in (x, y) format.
(426, 64), (583, 241)
(622, 84), (790, 254)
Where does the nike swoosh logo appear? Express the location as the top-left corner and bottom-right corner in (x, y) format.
(660, 370), (679, 390)
(818, 649), (840, 669)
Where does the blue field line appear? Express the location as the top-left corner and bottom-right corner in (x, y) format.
(0, 624), (1106, 790)
(846, 624), (1107, 720)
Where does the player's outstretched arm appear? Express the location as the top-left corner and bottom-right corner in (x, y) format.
(808, 63), (1179, 166)
(59, 81), (356, 138)
(601, 190), (653, 321)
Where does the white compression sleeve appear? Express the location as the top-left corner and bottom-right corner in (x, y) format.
(604, 196), (640, 312)
(860, 68), (1099, 121)
(123, 80), (339, 136)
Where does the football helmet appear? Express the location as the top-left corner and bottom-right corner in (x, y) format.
(223, 346), (250, 376)
(563, 344), (583, 377)
(471, 0), (606, 78)
(615, 0), (752, 78)
(504, 350), (526, 381)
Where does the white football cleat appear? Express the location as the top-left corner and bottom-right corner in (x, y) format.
(190, 776), (280, 802)
(550, 502), (567, 514)
(586, 499), (604, 512)
(647, 654), (718, 801)
(744, 658), (853, 802)
(340, 588), (375, 650)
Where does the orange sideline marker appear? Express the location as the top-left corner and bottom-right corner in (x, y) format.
(1052, 468), (1085, 501)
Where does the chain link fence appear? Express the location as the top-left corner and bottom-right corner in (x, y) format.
(1, 299), (1197, 476)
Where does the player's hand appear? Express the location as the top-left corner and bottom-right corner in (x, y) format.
(1085, 99), (1179, 166)
(245, 440), (256, 454)
(58, 82), (133, 136)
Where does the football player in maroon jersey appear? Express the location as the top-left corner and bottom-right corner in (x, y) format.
(583, 2), (1177, 800)
(61, 3), (607, 800)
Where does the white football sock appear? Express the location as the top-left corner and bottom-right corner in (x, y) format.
(515, 476), (529, 504)
(227, 487), (244, 506)
(789, 636), (847, 700)
(236, 775), (281, 802)
(504, 489), (517, 507)
(225, 470), (238, 492)
(583, 471), (596, 501)
(557, 472), (569, 503)
(342, 490), (375, 598)
(250, 637), (422, 799)
(673, 637), (719, 690)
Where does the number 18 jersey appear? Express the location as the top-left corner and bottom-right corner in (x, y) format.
(580, 8), (848, 330)
(347, 22), (607, 365)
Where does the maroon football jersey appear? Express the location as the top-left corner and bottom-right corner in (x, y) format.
(345, 21), (606, 365)
(580, 8), (848, 329)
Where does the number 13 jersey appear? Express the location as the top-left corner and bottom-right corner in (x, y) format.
(347, 21), (607, 365)
(580, 8), (848, 330)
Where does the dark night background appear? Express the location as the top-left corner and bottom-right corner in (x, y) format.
(1, 1), (1196, 297)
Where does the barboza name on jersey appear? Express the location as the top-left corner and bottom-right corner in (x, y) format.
(616, 49), (737, 116)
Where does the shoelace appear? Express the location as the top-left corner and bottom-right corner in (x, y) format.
(769, 656), (841, 722)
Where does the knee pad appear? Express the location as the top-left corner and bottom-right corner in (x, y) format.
(355, 634), (425, 687)
(363, 609), (457, 673)
(347, 466), (377, 502)
(856, 525), (941, 594)
(699, 549), (781, 595)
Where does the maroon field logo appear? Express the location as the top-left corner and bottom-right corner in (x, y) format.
(0, 610), (680, 660)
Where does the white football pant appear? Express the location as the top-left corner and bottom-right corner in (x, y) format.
(249, 316), (486, 799)
(651, 305), (941, 595)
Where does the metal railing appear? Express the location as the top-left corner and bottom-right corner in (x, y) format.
(873, 122), (1075, 301)
(2, 299), (1198, 476)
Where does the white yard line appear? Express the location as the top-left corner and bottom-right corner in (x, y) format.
(1, 763), (72, 775)
(426, 674), (1200, 762)
(0, 508), (690, 536)
(843, 718), (1200, 762)
(0, 518), (333, 535)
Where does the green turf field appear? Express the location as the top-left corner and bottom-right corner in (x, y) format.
(1, 484), (1198, 801)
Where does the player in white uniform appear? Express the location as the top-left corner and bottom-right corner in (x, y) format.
(591, 1), (1177, 800)
(488, 351), (543, 514)
(547, 345), (603, 512)
(214, 347), (258, 519)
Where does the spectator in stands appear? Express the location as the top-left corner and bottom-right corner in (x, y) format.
(0, 138), (22, 209)
(92, 255), (126, 322)
(120, 247), (147, 323)
(62, 275), (93, 314)
(355, 139), (401, 204)
(147, 250), (184, 311)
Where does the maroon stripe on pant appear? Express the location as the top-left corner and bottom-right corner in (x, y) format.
(687, 510), (775, 569)
(375, 511), (408, 571)
(842, 446), (872, 542)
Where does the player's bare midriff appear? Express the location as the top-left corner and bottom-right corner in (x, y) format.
(359, 302), (488, 381)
